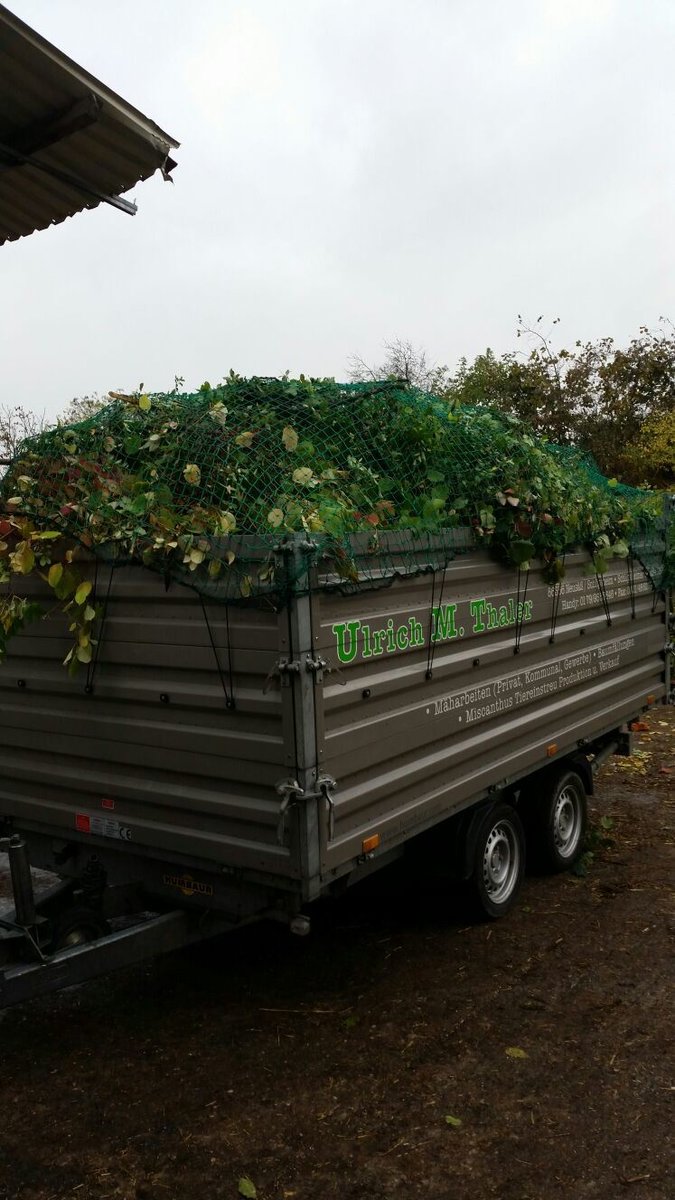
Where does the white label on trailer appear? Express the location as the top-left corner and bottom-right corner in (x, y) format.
(89, 815), (132, 842)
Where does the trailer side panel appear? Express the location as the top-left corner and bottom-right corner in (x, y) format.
(313, 552), (666, 871)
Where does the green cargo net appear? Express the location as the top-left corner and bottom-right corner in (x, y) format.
(1, 376), (671, 604)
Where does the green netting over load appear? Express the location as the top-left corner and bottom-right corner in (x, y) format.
(1, 376), (672, 603)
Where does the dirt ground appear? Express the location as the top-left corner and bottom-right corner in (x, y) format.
(0, 710), (673, 1200)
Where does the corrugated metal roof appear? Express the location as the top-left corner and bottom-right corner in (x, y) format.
(0, 3), (179, 244)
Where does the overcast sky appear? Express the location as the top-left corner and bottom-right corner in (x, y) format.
(3, 0), (675, 420)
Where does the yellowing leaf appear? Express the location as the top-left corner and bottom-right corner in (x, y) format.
(282, 426), (298, 451)
(208, 558), (222, 579)
(183, 463), (201, 485)
(292, 467), (314, 486)
(76, 644), (93, 664)
(240, 575), (253, 598)
(75, 581), (93, 606)
(267, 508), (284, 528)
(209, 402), (228, 426)
(138, 393), (151, 412)
(9, 542), (35, 575)
(48, 563), (64, 588)
(238, 1179), (257, 1199)
(235, 431), (254, 448)
(84, 605), (96, 622)
(505, 1046), (528, 1059)
(444, 1115), (462, 1127)
(218, 511), (236, 534)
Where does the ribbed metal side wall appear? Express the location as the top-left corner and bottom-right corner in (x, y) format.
(315, 552), (667, 871)
(0, 569), (297, 878)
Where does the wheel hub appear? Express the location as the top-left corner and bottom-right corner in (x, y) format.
(483, 822), (520, 903)
(553, 787), (582, 857)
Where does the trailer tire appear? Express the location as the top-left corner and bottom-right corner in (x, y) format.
(468, 803), (525, 920)
(524, 769), (587, 873)
(51, 905), (110, 951)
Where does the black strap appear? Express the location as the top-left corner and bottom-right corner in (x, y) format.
(548, 553), (566, 644)
(596, 572), (612, 627)
(84, 562), (114, 694)
(200, 596), (235, 709)
(513, 567), (530, 655)
(627, 554), (636, 620)
(425, 565), (447, 679)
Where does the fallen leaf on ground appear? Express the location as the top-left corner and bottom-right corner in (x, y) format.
(505, 1046), (528, 1059)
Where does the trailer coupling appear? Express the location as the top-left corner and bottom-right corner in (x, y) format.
(0, 833), (236, 1010)
(0, 908), (234, 1010)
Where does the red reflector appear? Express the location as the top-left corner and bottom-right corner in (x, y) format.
(101, 798), (115, 811)
(75, 813), (91, 833)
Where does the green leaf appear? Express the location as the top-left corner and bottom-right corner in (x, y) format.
(48, 563), (64, 588)
(509, 539), (535, 566)
(238, 1179), (257, 1199)
(75, 581), (93, 606)
(53, 569), (78, 601)
(444, 1115), (462, 1127)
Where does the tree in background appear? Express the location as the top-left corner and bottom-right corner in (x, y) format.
(348, 337), (452, 397)
(351, 321), (675, 488)
(58, 393), (107, 425)
(1, 394), (107, 467)
(0, 404), (47, 465)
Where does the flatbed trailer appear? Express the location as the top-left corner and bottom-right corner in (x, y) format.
(0, 535), (670, 1008)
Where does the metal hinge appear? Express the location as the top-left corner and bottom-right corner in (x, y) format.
(307, 655), (346, 685)
(264, 654), (345, 691)
(263, 657), (302, 693)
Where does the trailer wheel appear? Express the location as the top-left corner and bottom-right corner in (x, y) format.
(468, 804), (525, 920)
(51, 905), (109, 951)
(525, 769), (587, 873)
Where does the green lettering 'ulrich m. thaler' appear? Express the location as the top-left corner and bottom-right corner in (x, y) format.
(331, 596), (534, 665)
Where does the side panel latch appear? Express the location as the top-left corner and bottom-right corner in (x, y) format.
(317, 774), (338, 841)
(275, 778), (304, 844)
